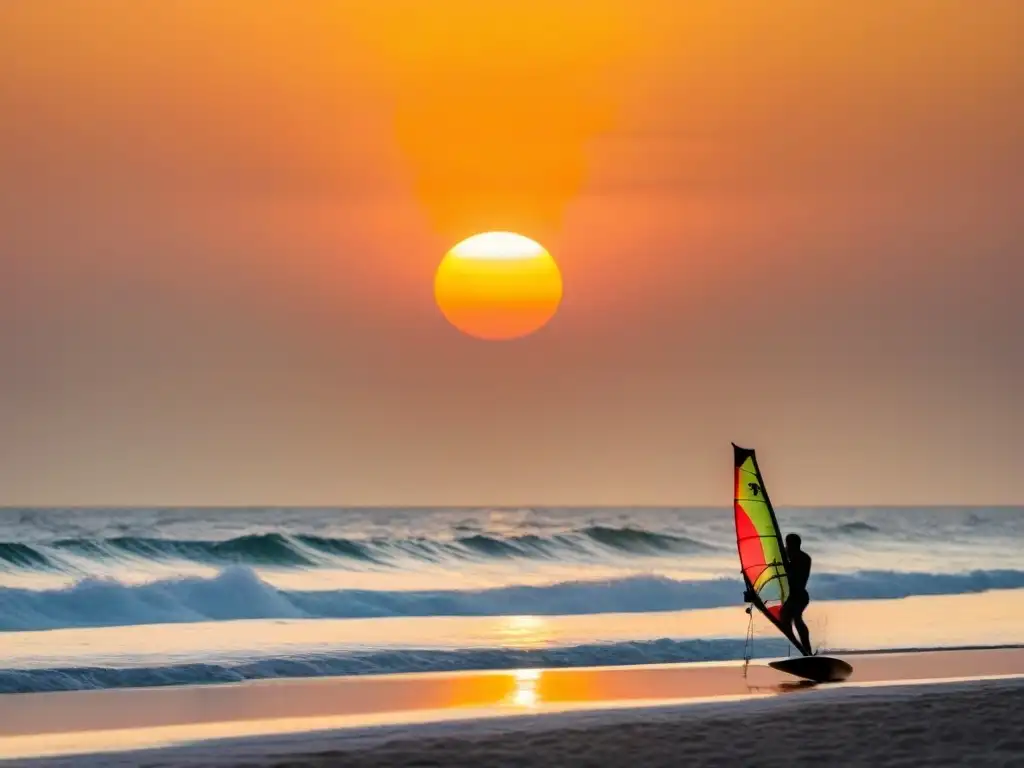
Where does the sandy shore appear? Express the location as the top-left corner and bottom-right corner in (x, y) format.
(3, 648), (1024, 766)
(9, 678), (1024, 767)
(304, 679), (1024, 768)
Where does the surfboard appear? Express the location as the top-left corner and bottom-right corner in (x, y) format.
(731, 444), (854, 682)
(768, 655), (853, 683)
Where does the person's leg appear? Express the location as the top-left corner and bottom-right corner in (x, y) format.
(777, 605), (805, 654)
(793, 612), (812, 655)
(786, 591), (812, 655)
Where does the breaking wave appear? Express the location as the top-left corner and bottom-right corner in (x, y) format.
(3, 566), (1024, 632)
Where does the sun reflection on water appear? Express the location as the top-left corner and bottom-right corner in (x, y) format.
(500, 615), (553, 649)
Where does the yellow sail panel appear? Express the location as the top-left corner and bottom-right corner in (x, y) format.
(733, 444), (789, 620)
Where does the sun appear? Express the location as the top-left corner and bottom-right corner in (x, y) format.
(434, 232), (563, 341)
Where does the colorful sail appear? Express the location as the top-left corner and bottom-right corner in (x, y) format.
(732, 443), (790, 628)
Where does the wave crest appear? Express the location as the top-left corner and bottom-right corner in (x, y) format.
(3, 566), (1024, 632)
(0, 526), (718, 573)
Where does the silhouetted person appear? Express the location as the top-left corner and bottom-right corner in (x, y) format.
(783, 532), (813, 655)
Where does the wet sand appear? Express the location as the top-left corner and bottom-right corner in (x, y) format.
(1, 647), (1023, 765)
(256, 677), (1024, 768)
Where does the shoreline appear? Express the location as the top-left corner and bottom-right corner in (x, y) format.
(1, 646), (1023, 763)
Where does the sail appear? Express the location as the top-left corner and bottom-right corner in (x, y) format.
(732, 443), (790, 626)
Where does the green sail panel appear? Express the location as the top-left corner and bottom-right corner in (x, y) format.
(732, 443), (790, 623)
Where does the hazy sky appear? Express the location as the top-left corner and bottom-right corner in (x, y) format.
(1, 2), (1021, 506)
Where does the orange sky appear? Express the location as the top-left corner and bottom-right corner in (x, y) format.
(0, 1), (1021, 505)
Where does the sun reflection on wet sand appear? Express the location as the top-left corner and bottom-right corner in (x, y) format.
(509, 668), (541, 708)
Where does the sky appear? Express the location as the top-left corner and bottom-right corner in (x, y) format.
(0, 1), (1021, 506)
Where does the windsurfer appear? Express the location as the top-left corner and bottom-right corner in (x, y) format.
(782, 532), (813, 655)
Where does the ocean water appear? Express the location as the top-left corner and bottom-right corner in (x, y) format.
(0, 506), (1022, 694)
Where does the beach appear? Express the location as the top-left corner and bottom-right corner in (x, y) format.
(2, 647), (1023, 765)
(2, 507), (1023, 764)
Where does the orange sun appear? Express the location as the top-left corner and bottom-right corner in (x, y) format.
(434, 232), (563, 341)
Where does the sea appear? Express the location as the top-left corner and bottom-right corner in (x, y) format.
(1, 506), (1022, 694)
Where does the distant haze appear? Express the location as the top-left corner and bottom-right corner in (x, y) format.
(0, 2), (1020, 505)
